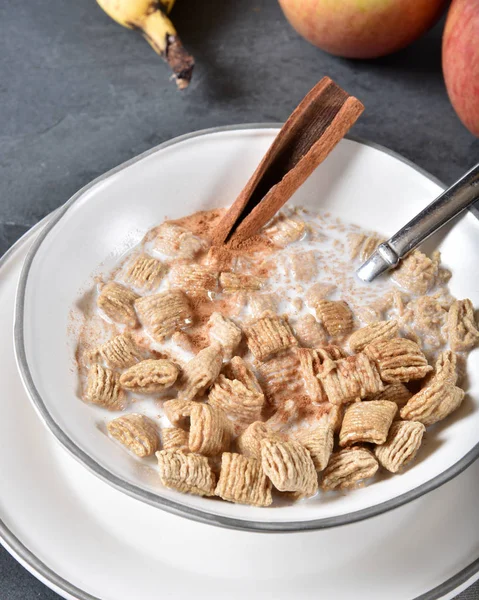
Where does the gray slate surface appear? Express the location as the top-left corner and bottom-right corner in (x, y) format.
(0, 0), (478, 598)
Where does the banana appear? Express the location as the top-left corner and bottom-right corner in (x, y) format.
(159, 0), (176, 14)
(96, 0), (194, 89)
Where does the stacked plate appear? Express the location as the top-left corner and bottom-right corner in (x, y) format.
(1, 126), (478, 599)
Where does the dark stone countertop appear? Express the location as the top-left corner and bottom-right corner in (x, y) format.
(0, 0), (478, 598)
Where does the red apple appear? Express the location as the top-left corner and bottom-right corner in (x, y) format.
(278, 0), (447, 59)
(443, 0), (479, 137)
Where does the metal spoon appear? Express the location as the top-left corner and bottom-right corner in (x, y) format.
(356, 163), (479, 283)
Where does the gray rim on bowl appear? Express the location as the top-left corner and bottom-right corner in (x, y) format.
(13, 124), (479, 534)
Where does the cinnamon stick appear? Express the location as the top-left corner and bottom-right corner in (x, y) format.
(211, 77), (364, 246)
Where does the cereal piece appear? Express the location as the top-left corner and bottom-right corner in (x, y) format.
(207, 312), (242, 360)
(205, 246), (237, 271)
(189, 403), (232, 456)
(244, 313), (297, 361)
(163, 399), (195, 428)
(305, 282), (337, 307)
(119, 359), (179, 393)
(107, 414), (159, 457)
(294, 419), (334, 471)
(97, 332), (142, 369)
(348, 320), (399, 353)
(317, 353), (384, 405)
(125, 254), (166, 291)
(97, 282), (139, 327)
(248, 293), (279, 318)
(162, 427), (190, 453)
(321, 447), (379, 491)
(223, 356), (263, 395)
(261, 439), (318, 497)
(364, 338), (432, 383)
(293, 313), (327, 348)
(295, 348), (327, 402)
(369, 383), (412, 408)
(135, 290), (192, 342)
(289, 251), (318, 283)
(219, 272), (264, 294)
(179, 344), (223, 401)
(208, 375), (264, 429)
(85, 364), (125, 410)
(360, 236), (384, 262)
(339, 400), (398, 446)
(400, 359), (465, 427)
(375, 420), (426, 473)
(315, 300), (353, 337)
(391, 249), (439, 294)
(258, 350), (302, 407)
(447, 299), (479, 352)
(156, 450), (215, 496)
(263, 215), (306, 246)
(348, 232), (366, 259)
(169, 264), (218, 297)
(215, 452), (272, 507)
(154, 222), (208, 260)
(236, 421), (283, 459)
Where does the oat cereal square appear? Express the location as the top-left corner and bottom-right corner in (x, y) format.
(261, 439), (318, 497)
(375, 420), (426, 473)
(97, 282), (139, 327)
(315, 299), (353, 337)
(135, 289), (193, 342)
(107, 414), (159, 457)
(244, 313), (297, 361)
(125, 254), (166, 291)
(321, 447), (379, 491)
(156, 450), (215, 496)
(97, 332), (142, 369)
(364, 338), (432, 383)
(119, 359), (179, 393)
(339, 400), (398, 446)
(215, 452), (272, 507)
(179, 344), (223, 401)
(85, 364), (125, 410)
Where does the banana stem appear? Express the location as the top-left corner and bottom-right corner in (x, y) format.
(142, 11), (194, 89)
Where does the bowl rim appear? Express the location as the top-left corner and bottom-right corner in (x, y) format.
(14, 123), (479, 533)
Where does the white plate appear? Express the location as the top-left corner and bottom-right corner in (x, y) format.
(2, 219), (479, 599)
(15, 126), (479, 532)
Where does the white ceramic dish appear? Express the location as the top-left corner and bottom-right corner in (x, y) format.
(14, 125), (479, 532)
(2, 223), (479, 599)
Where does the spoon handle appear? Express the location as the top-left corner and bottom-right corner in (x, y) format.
(357, 163), (479, 282)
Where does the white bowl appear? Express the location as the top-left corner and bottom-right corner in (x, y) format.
(14, 125), (479, 532)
